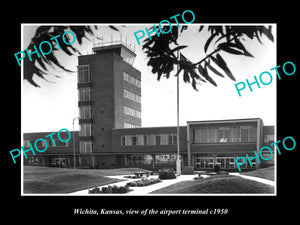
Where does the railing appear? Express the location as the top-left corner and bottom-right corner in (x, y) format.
(93, 39), (135, 53)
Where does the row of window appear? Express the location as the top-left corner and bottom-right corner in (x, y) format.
(124, 106), (141, 118)
(124, 123), (141, 128)
(193, 126), (257, 143)
(194, 155), (257, 169)
(123, 89), (141, 103)
(127, 154), (179, 166)
(78, 66), (141, 89)
(79, 88), (141, 103)
(79, 88), (142, 104)
(121, 134), (177, 146)
(123, 72), (141, 88)
(23, 139), (69, 148)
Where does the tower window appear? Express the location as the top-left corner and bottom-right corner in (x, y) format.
(79, 106), (92, 119)
(78, 65), (91, 83)
(79, 141), (93, 153)
(79, 124), (93, 136)
(123, 72), (141, 88)
(79, 88), (92, 101)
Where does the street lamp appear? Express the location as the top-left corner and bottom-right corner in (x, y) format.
(176, 50), (181, 176)
(72, 117), (79, 169)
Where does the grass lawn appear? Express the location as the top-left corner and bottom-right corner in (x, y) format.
(241, 166), (274, 181)
(151, 175), (274, 194)
(23, 166), (150, 194)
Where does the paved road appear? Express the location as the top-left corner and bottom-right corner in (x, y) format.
(230, 173), (275, 186)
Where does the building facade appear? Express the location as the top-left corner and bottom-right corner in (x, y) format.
(23, 43), (274, 171)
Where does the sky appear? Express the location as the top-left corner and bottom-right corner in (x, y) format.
(22, 24), (276, 133)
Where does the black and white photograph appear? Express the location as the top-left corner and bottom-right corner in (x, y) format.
(20, 23), (277, 196)
(4, 4), (298, 222)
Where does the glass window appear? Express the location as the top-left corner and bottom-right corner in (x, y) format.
(224, 129), (232, 142)
(241, 127), (249, 142)
(80, 124), (92, 136)
(235, 156), (247, 168)
(137, 135), (144, 145)
(125, 135), (132, 146)
(132, 136), (137, 146)
(79, 106), (92, 119)
(208, 128), (216, 143)
(124, 106), (141, 119)
(79, 88), (92, 101)
(216, 157), (236, 169)
(193, 128), (201, 143)
(249, 127), (257, 142)
(217, 127), (231, 142)
(123, 72), (141, 88)
(195, 156), (214, 169)
(149, 134), (156, 145)
(80, 141), (92, 153)
(160, 134), (168, 145)
(168, 134), (177, 145)
(200, 128), (208, 143)
(232, 127), (240, 142)
(78, 65), (91, 83)
(123, 89), (141, 103)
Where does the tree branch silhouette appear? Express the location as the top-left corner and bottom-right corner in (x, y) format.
(24, 25), (273, 90)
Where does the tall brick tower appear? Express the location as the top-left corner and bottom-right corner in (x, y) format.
(77, 41), (141, 167)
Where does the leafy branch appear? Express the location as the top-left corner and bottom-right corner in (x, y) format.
(23, 25), (120, 87)
(143, 25), (274, 90)
(23, 25), (273, 90)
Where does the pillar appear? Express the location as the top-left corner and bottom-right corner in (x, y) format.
(124, 155), (128, 167)
(187, 123), (191, 166)
(256, 119), (261, 169)
(151, 154), (155, 170)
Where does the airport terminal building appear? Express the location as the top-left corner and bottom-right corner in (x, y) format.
(23, 42), (274, 171)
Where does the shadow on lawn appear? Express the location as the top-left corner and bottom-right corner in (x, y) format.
(151, 175), (274, 194)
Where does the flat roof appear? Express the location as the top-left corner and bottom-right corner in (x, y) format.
(187, 118), (261, 125)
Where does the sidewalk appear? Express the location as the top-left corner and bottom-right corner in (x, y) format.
(70, 174), (198, 195)
(230, 173), (275, 186)
(70, 173), (275, 195)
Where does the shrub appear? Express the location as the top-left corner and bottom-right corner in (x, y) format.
(193, 176), (204, 180)
(213, 164), (220, 173)
(158, 168), (176, 180)
(217, 171), (229, 175)
(126, 178), (161, 187)
(88, 185), (131, 194)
